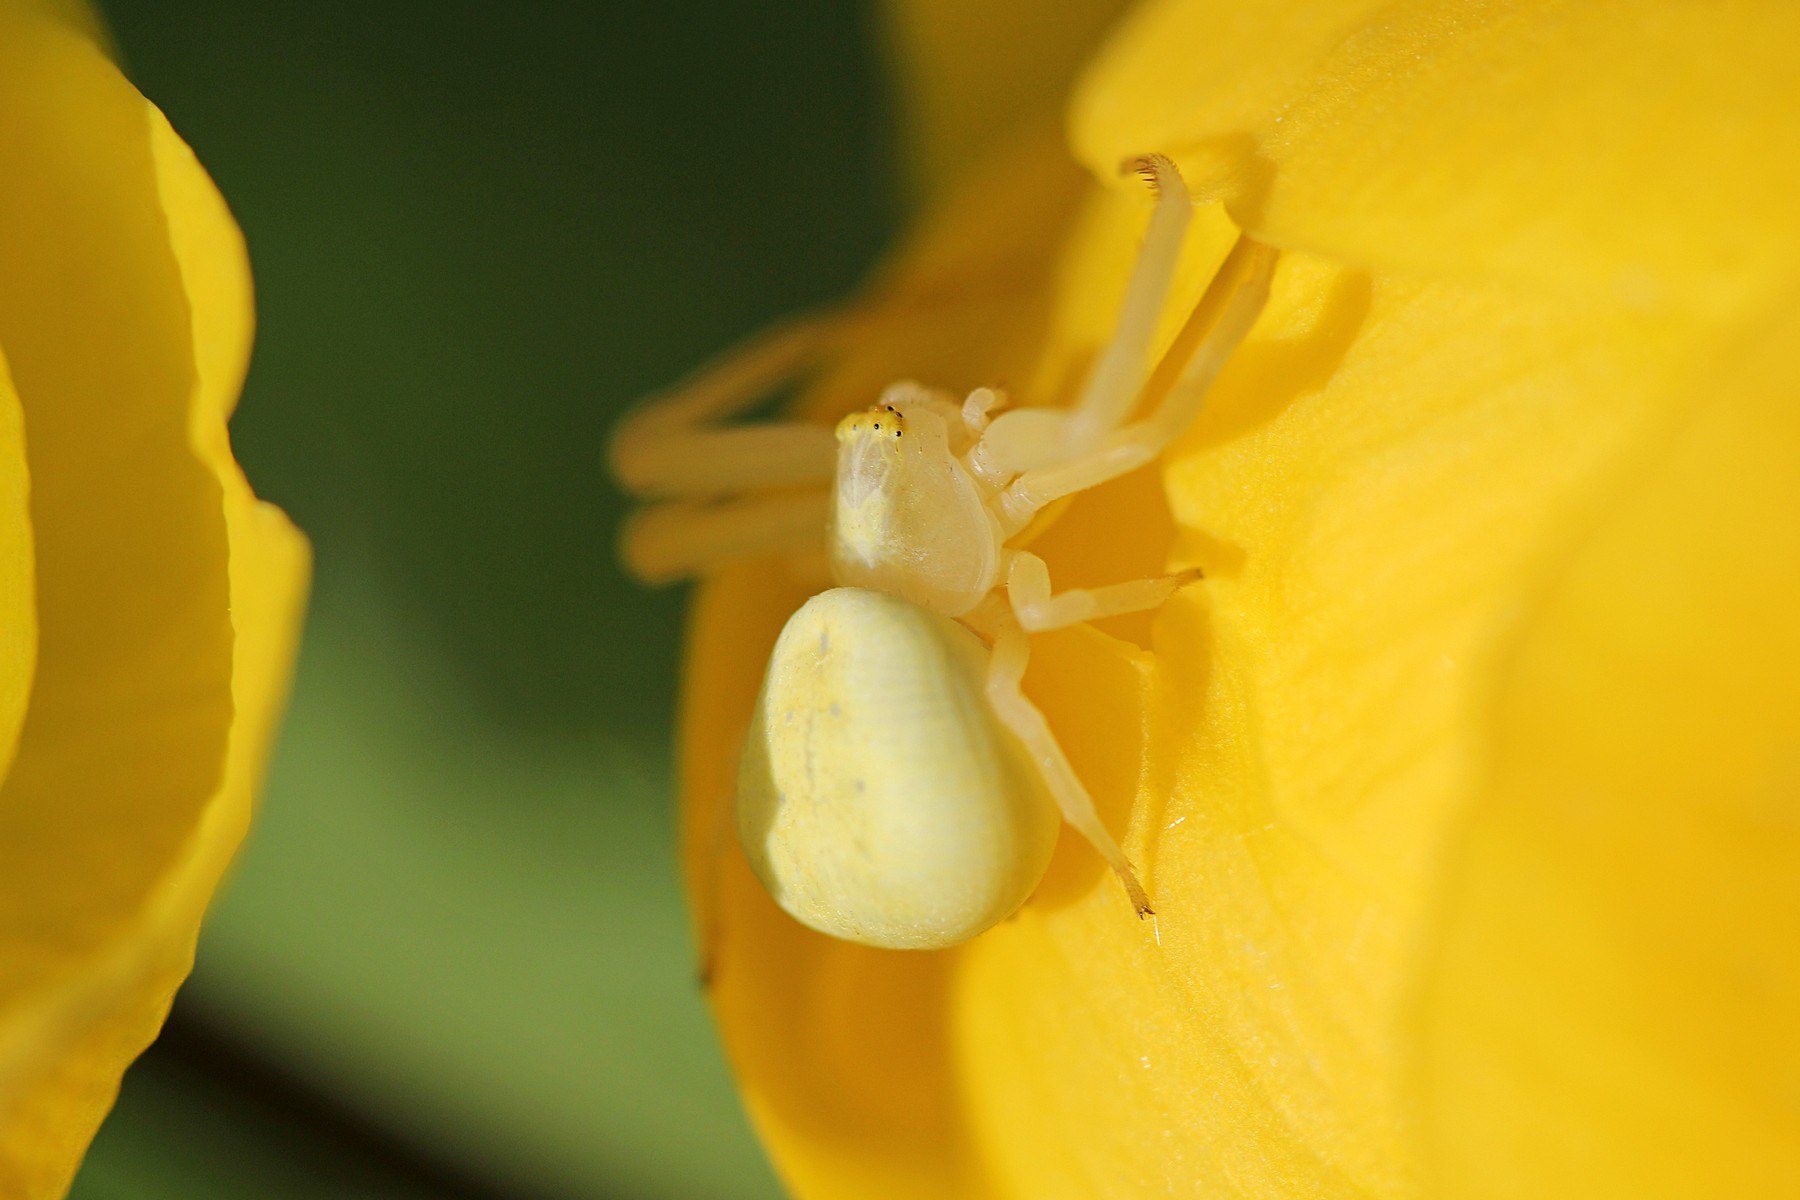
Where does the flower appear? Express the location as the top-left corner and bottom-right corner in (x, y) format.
(677, 0), (1800, 1196)
(0, 3), (307, 1192)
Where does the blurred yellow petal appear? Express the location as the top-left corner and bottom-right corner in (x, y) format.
(8, 0), (104, 42)
(0, 11), (306, 1192)
(681, 3), (1800, 1198)
(883, 0), (1135, 194)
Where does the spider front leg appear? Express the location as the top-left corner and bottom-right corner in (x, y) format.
(968, 156), (1195, 491)
(1005, 550), (1201, 633)
(619, 491), (832, 584)
(611, 313), (845, 583)
(1061, 154), (1195, 447)
(985, 614), (1153, 916)
(996, 237), (1278, 530)
(610, 313), (841, 503)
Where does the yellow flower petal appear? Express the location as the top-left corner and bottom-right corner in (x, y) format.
(0, 12), (306, 1192)
(0, 354), (33, 786)
(1073, 0), (1800, 318)
(681, 5), (1799, 1196)
(1419, 302), (1800, 1197)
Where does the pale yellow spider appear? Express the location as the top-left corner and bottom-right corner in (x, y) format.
(612, 156), (1276, 950)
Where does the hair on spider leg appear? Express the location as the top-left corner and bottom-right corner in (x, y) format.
(1121, 152), (1177, 193)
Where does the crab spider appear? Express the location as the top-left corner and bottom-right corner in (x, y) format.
(612, 156), (1276, 950)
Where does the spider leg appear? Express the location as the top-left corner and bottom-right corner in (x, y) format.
(1062, 154), (1195, 448)
(1005, 550), (1201, 633)
(985, 615), (1153, 916)
(610, 313), (842, 500)
(620, 490), (830, 584)
(997, 238), (1277, 527)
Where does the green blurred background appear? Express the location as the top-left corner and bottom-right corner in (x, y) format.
(70, 3), (897, 1196)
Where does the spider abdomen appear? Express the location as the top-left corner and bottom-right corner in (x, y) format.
(737, 587), (1061, 949)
